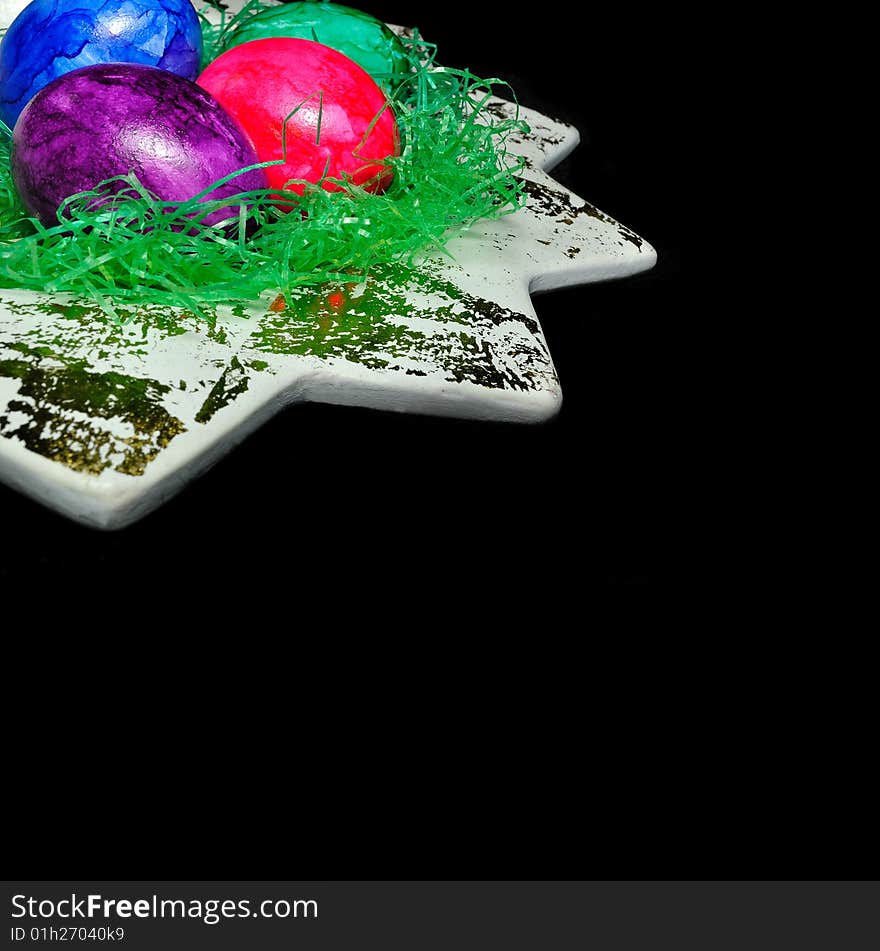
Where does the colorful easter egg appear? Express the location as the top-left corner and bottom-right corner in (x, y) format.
(221, 1), (408, 85)
(0, 0), (203, 129)
(12, 63), (266, 226)
(197, 37), (399, 196)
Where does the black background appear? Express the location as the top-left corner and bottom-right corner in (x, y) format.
(0, 1), (677, 587)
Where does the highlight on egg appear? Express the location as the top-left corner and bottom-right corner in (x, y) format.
(197, 37), (400, 197)
(11, 62), (267, 226)
(0, 0), (203, 129)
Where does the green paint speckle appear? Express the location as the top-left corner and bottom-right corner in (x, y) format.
(194, 355), (250, 424)
(245, 263), (551, 392)
(0, 342), (186, 476)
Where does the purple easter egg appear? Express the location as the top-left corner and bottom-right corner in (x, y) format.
(11, 62), (267, 227)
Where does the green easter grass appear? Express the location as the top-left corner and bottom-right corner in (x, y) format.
(0, 1), (527, 323)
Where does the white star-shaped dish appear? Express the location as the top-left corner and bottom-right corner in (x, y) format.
(0, 2), (655, 529)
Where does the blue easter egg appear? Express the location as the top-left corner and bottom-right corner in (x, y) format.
(0, 0), (203, 129)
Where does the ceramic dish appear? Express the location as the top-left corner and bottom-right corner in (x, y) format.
(0, 1), (655, 528)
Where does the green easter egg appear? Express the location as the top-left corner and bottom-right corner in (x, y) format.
(223, 2), (408, 83)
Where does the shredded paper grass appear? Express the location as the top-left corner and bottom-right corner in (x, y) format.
(0, 1), (528, 323)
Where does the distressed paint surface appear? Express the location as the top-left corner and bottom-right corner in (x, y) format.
(0, 244), (560, 482)
(245, 262), (553, 393)
(0, 341), (185, 475)
(0, 8), (656, 527)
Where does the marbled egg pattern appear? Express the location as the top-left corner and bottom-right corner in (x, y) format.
(222, 1), (408, 83)
(0, 0), (203, 128)
(12, 62), (266, 225)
